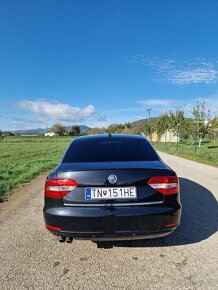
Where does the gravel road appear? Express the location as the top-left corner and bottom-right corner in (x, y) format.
(0, 152), (217, 290)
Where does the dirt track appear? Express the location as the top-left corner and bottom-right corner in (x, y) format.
(0, 152), (217, 289)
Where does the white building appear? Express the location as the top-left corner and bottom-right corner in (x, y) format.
(45, 132), (56, 137)
(152, 130), (179, 143)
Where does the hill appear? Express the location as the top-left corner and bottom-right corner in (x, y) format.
(131, 117), (158, 127)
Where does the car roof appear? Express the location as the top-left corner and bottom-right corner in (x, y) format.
(74, 134), (146, 142)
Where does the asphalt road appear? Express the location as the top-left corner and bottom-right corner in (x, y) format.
(0, 152), (217, 289)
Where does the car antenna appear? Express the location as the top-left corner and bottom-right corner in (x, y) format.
(109, 132), (112, 138)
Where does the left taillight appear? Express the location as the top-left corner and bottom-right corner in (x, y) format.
(44, 178), (78, 198)
(147, 176), (179, 195)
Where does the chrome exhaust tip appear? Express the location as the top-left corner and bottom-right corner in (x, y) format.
(66, 237), (73, 243)
(59, 236), (66, 243)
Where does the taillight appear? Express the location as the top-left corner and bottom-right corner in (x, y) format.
(44, 178), (78, 198)
(147, 176), (179, 195)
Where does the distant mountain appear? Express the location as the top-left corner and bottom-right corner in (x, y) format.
(11, 125), (90, 135)
(11, 128), (47, 135)
(67, 125), (90, 132)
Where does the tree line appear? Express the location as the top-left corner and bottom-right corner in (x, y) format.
(50, 124), (81, 136)
(50, 102), (217, 151)
(106, 101), (218, 151)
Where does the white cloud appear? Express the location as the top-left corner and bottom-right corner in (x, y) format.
(166, 68), (217, 85)
(137, 95), (218, 117)
(8, 95), (217, 131)
(183, 103), (194, 114)
(101, 107), (145, 113)
(127, 56), (218, 85)
(97, 116), (107, 122)
(137, 98), (173, 106)
(18, 100), (95, 122)
(182, 97), (218, 117)
(195, 96), (218, 116)
(0, 115), (49, 130)
(10, 121), (46, 130)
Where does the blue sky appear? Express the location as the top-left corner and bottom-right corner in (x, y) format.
(0, 0), (218, 130)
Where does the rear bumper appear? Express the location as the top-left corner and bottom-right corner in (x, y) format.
(45, 228), (176, 241)
(43, 203), (181, 241)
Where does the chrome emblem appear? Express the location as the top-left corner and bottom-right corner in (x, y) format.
(108, 174), (118, 184)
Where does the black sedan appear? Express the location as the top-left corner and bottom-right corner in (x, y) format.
(43, 134), (181, 243)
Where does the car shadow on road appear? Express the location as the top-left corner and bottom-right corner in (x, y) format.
(111, 177), (218, 248)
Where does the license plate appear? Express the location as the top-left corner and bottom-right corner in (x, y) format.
(85, 187), (137, 200)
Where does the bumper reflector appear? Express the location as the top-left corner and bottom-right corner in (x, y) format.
(45, 224), (61, 231)
(166, 222), (179, 228)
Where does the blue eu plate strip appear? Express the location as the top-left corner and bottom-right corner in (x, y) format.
(86, 188), (91, 199)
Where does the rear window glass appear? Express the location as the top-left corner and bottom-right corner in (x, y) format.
(63, 138), (159, 162)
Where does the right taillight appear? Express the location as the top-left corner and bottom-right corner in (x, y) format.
(147, 176), (179, 195)
(44, 178), (78, 198)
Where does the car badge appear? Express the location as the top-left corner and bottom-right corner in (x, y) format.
(108, 174), (118, 184)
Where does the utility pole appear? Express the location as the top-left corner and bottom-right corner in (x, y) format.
(147, 108), (152, 125)
(146, 108), (152, 140)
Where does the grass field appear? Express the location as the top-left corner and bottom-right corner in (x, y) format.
(0, 136), (73, 199)
(153, 140), (218, 167)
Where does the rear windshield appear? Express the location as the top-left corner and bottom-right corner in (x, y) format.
(63, 138), (159, 163)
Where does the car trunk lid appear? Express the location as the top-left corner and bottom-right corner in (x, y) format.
(55, 161), (175, 205)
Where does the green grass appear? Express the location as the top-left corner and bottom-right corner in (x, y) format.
(152, 140), (218, 167)
(0, 136), (73, 199)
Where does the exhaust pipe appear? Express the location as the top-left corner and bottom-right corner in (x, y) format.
(66, 237), (73, 243)
(59, 236), (66, 243)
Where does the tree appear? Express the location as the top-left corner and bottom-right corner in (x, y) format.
(106, 123), (125, 134)
(209, 117), (218, 144)
(125, 122), (131, 129)
(210, 117), (218, 129)
(69, 125), (81, 136)
(192, 102), (211, 148)
(85, 128), (105, 135)
(169, 109), (185, 152)
(155, 113), (170, 144)
(180, 119), (195, 142)
(51, 123), (66, 136)
(130, 125), (143, 135)
(2, 131), (15, 137)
